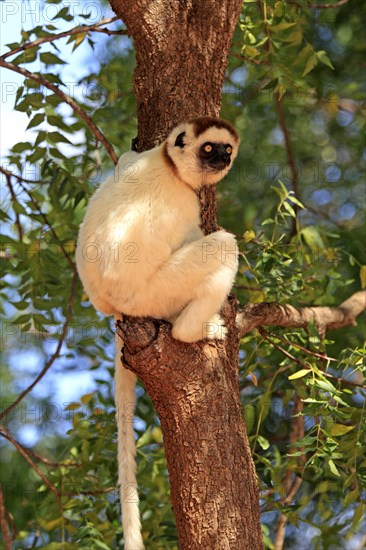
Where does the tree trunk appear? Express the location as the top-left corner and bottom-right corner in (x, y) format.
(110, 0), (263, 547)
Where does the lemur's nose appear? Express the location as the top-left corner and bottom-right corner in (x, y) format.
(221, 152), (230, 164)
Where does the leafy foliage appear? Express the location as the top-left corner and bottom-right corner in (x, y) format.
(0, 0), (365, 548)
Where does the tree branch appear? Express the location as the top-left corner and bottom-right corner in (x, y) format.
(25, 448), (79, 468)
(4, 173), (23, 242)
(259, 328), (366, 389)
(259, 330), (337, 362)
(0, 166), (47, 185)
(0, 426), (61, 505)
(0, 270), (78, 421)
(0, 59), (118, 165)
(230, 50), (270, 66)
(0, 486), (12, 550)
(17, 179), (75, 268)
(274, 395), (304, 550)
(237, 290), (366, 338)
(274, 93), (301, 236)
(0, 16), (125, 61)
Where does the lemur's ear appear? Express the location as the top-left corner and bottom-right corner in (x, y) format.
(174, 132), (186, 148)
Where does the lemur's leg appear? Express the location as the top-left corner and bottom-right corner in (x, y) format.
(146, 230), (238, 341)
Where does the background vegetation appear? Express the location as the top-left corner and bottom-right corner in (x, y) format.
(0, 0), (365, 548)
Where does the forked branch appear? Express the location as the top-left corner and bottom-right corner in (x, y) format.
(0, 59), (118, 165)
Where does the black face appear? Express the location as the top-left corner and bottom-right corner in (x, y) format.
(198, 142), (233, 171)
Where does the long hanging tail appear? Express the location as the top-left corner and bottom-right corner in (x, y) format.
(114, 316), (145, 549)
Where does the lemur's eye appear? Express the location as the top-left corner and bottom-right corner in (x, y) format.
(203, 143), (213, 153)
(226, 145), (233, 154)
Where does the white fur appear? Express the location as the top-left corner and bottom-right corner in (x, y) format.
(115, 329), (144, 550)
(75, 118), (240, 548)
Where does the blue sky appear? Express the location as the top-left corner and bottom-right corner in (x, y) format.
(0, 0), (117, 158)
(0, 0), (122, 446)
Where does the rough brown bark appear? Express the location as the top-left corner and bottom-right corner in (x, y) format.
(116, 299), (261, 549)
(109, 0), (243, 233)
(109, 0), (264, 548)
(236, 290), (366, 338)
(110, 0), (240, 146)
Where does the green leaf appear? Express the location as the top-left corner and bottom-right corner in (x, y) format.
(271, 184), (287, 201)
(92, 541), (111, 550)
(352, 503), (366, 530)
(40, 52), (66, 65)
(27, 147), (47, 163)
(47, 115), (72, 132)
(81, 392), (95, 404)
(26, 113), (45, 130)
(9, 300), (30, 310)
(283, 30), (303, 46)
(52, 6), (73, 21)
(257, 435), (270, 450)
(300, 226), (325, 251)
(283, 200), (296, 218)
(315, 379), (337, 394)
(13, 313), (32, 325)
(12, 142), (32, 153)
(12, 49), (38, 65)
(288, 195), (306, 209)
(303, 54), (318, 76)
(12, 201), (26, 215)
(329, 424), (354, 437)
(67, 32), (87, 52)
(343, 488), (359, 507)
(49, 148), (67, 160)
(6, 42), (20, 50)
(360, 265), (366, 289)
(64, 402), (80, 411)
(328, 459), (340, 477)
(288, 369), (311, 380)
(243, 45), (260, 58)
(316, 50), (334, 70)
(47, 132), (72, 144)
(243, 230), (256, 243)
(270, 22), (297, 32)
(33, 313), (53, 328)
(0, 209), (11, 222)
(35, 130), (47, 147)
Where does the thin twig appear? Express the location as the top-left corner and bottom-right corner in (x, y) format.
(230, 50), (270, 66)
(259, 328), (308, 366)
(0, 16), (124, 61)
(4, 173), (23, 242)
(30, 530), (40, 549)
(0, 426), (61, 506)
(17, 179), (75, 268)
(26, 448), (79, 468)
(0, 166), (47, 185)
(0, 59), (118, 165)
(0, 269), (78, 421)
(274, 93), (300, 236)
(321, 370), (366, 390)
(260, 329), (366, 389)
(90, 28), (128, 36)
(0, 486), (12, 550)
(308, 0), (350, 8)
(262, 330), (337, 362)
(274, 475), (303, 546)
(62, 487), (115, 497)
